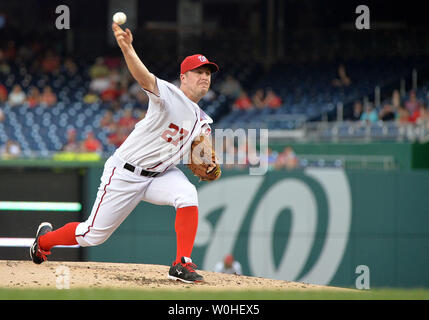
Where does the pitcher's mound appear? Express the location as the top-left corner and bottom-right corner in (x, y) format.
(0, 260), (349, 291)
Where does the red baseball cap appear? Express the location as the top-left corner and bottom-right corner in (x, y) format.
(180, 54), (219, 75)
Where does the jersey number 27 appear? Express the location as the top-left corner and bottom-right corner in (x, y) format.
(161, 123), (189, 146)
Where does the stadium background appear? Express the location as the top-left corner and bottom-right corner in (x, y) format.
(0, 0), (428, 289)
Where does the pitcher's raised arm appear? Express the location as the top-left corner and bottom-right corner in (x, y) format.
(112, 23), (158, 95)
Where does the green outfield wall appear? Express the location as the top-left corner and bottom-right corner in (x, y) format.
(1, 141), (428, 288)
(84, 166), (429, 289)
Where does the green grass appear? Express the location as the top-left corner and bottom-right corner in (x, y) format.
(0, 288), (428, 300)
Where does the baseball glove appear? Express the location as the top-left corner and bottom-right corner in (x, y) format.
(187, 134), (221, 181)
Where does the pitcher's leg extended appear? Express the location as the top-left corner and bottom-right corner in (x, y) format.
(30, 163), (148, 264)
(142, 167), (203, 283)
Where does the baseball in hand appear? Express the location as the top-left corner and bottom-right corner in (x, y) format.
(113, 12), (127, 25)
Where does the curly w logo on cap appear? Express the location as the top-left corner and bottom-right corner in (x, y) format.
(180, 54), (219, 75)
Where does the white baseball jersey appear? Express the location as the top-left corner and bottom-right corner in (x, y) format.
(75, 77), (211, 247)
(114, 77), (213, 172)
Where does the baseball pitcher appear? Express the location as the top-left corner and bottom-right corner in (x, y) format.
(30, 23), (221, 284)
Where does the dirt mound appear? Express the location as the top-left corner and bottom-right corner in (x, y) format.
(0, 260), (348, 291)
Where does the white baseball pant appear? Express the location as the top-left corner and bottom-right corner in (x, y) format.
(75, 154), (198, 247)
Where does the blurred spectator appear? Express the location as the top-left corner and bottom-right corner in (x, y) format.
(378, 103), (396, 121)
(214, 254), (242, 275)
(404, 90), (422, 114)
(83, 89), (100, 104)
(8, 84), (26, 107)
(101, 81), (122, 103)
(108, 68), (122, 85)
(90, 76), (111, 94)
(41, 49), (61, 74)
(63, 57), (78, 76)
(108, 125), (128, 148)
(397, 106), (410, 124)
(0, 50), (10, 75)
(3, 41), (16, 61)
(62, 128), (80, 153)
(100, 110), (115, 128)
(266, 147), (278, 169)
(26, 86), (41, 108)
(128, 81), (142, 98)
(40, 85), (57, 107)
(0, 83), (8, 102)
(274, 146), (298, 170)
(109, 99), (122, 113)
(104, 56), (121, 70)
(82, 131), (102, 153)
(332, 64), (351, 87)
(251, 88), (265, 109)
(117, 82), (131, 103)
(89, 57), (110, 79)
(0, 107), (5, 122)
(232, 91), (253, 110)
(89, 57), (111, 93)
(409, 103), (427, 123)
(219, 75), (242, 99)
(260, 147), (278, 171)
(119, 63), (133, 90)
(284, 147), (299, 169)
(107, 123), (119, 147)
(416, 103), (429, 128)
(348, 100), (363, 121)
(118, 109), (138, 132)
(391, 89), (402, 110)
(360, 102), (378, 124)
(0, 140), (21, 159)
(17, 44), (34, 64)
(263, 88), (282, 108)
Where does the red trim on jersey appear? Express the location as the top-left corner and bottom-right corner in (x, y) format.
(142, 77), (160, 97)
(142, 87), (160, 98)
(76, 167), (116, 238)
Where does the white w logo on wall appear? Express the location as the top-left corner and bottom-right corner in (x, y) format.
(195, 168), (352, 285)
